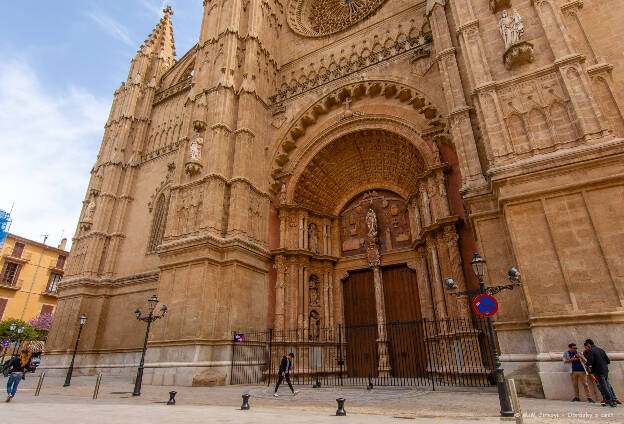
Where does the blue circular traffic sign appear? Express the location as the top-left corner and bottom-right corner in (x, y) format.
(473, 294), (498, 317)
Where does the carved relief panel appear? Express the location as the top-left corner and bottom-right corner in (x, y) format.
(340, 190), (411, 257)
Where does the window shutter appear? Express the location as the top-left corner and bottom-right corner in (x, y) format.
(40, 304), (54, 315)
(56, 255), (66, 269)
(12, 242), (24, 258)
(0, 298), (7, 319)
(12, 264), (22, 286)
(0, 262), (8, 282)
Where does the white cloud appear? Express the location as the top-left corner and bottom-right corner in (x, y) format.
(86, 11), (134, 47)
(0, 58), (109, 249)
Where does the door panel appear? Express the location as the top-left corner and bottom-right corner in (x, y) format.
(382, 265), (426, 377)
(342, 269), (377, 377)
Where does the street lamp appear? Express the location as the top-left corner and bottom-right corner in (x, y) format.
(12, 326), (25, 356)
(133, 294), (167, 396)
(445, 253), (522, 418)
(63, 314), (87, 387)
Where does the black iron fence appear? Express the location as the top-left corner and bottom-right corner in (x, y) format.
(231, 317), (496, 388)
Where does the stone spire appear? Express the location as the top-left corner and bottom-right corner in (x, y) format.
(140, 5), (176, 66)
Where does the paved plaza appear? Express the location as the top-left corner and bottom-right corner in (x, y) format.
(1, 375), (621, 423)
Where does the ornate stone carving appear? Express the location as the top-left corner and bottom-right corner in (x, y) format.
(287, 0), (388, 38)
(499, 9), (524, 49)
(499, 9), (535, 70)
(185, 120), (206, 176)
(308, 223), (319, 254)
(80, 195), (97, 231)
(309, 274), (320, 306)
(503, 41), (536, 70)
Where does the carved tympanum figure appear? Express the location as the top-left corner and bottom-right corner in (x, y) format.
(366, 208), (378, 239)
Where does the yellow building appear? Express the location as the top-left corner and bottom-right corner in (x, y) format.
(0, 234), (68, 322)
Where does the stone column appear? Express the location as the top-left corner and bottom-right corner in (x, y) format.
(436, 171), (451, 218)
(411, 248), (435, 320)
(442, 226), (472, 320)
(426, 0), (486, 189)
(427, 236), (448, 321)
(323, 269), (330, 328)
(274, 256), (287, 331)
(372, 265), (391, 377)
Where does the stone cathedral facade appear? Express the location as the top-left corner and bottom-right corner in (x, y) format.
(45, 1), (624, 399)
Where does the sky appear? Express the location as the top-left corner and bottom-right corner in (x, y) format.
(0, 1), (203, 249)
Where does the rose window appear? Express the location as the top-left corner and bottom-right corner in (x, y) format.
(287, 0), (387, 37)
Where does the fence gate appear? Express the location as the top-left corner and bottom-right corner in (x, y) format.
(230, 318), (496, 388)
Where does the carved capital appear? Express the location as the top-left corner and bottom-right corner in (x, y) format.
(337, 270), (350, 282)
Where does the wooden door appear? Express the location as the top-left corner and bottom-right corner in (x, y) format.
(342, 269), (378, 377)
(382, 265), (426, 377)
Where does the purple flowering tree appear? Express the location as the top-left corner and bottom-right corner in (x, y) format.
(27, 313), (54, 339)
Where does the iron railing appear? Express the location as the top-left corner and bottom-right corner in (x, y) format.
(231, 317), (496, 388)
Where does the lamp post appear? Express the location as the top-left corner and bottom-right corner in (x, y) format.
(444, 253), (522, 418)
(63, 314), (87, 387)
(1, 323), (17, 364)
(12, 326), (25, 357)
(133, 294), (167, 396)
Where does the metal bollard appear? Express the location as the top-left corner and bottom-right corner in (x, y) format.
(167, 391), (177, 405)
(241, 393), (250, 410)
(92, 373), (102, 400)
(313, 372), (321, 388)
(34, 372), (46, 396)
(367, 374), (373, 390)
(336, 397), (346, 416)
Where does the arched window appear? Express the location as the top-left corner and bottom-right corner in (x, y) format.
(148, 194), (168, 252)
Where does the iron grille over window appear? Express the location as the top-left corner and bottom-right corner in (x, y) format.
(0, 262), (21, 286)
(148, 194), (168, 252)
(47, 273), (62, 292)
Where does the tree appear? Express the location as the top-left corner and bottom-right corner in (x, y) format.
(0, 319), (41, 341)
(28, 313), (54, 339)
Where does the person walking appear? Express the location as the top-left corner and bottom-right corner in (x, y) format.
(273, 352), (299, 397)
(584, 339), (616, 407)
(563, 343), (594, 402)
(3, 350), (31, 402)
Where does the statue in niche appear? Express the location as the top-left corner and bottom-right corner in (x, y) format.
(309, 275), (320, 306)
(366, 208), (378, 239)
(308, 223), (319, 254)
(309, 310), (320, 340)
(189, 137), (203, 161)
(84, 196), (96, 221)
(279, 183), (287, 205)
(499, 9), (524, 50)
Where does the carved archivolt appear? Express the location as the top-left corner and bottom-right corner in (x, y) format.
(292, 130), (426, 215)
(287, 0), (388, 37)
(270, 80), (444, 185)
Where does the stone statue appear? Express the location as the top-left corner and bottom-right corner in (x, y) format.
(309, 310), (320, 340)
(279, 183), (287, 204)
(309, 275), (320, 306)
(366, 208), (378, 239)
(189, 137), (202, 161)
(84, 197), (96, 221)
(499, 9), (524, 49)
(308, 223), (319, 253)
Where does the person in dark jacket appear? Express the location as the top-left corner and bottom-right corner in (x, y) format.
(584, 339), (616, 407)
(273, 352), (299, 397)
(4, 350), (31, 402)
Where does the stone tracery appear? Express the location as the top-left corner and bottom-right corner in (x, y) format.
(287, 0), (388, 37)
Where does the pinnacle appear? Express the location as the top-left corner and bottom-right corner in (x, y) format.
(140, 4), (177, 61)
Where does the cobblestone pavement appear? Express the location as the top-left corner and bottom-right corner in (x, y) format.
(3, 375), (622, 423)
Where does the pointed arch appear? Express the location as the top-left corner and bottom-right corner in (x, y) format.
(507, 113), (531, 154)
(147, 192), (169, 252)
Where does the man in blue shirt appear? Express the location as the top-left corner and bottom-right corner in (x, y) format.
(563, 343), (594, 403)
